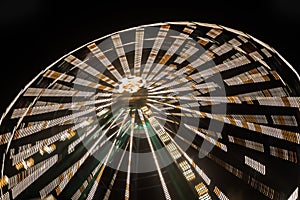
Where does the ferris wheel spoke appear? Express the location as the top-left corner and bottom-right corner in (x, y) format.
(223, 66), (274, 86)
(147, 76), (189, 92)
(39, 110), (125, 199)
(68, 123), (98, 154)
(146, 102), (166, 113)
(152, 114), (180, 126)
(146, 103), (180, 121)
(111, 34), (131, 77)
(43, 70), (114, 92)
(86, 116), (129, 200)
(145, 63), (167, 83)
(64, 54), (117, 85)
(23, 88), (95, 98)
(92, 119), (130, 158)
(89, 109), (126, 153)
(71, 162), (103, 200)
(173, 41), (200, 66)
(154, 119), (212, 186)
(183, 123), (227, 152)
(217, 114), (298, 127)
(67, 77), (114, 93)
(153, 114), (180, 125)
(137, 109), (172, 200)
(134, 28), (144, 77)
(39, 152), (90, 198)
(146, 102), (178, 120)
(147, 48), (216, 90)
(145, 64), (177, 89)
(81, 165), (105, 200)
(173, 130), (280, 199)
(147, 99), (204, 118)
(11, 98), (112, 119)
(89, 110), (129, 163)
(189, 55), (251, 82)
(163, 120), (223, 144)
(11, 119), (94, 167)
(270, 115), (298, 127)
(103, 141), (129, 200)
(151, 43), (213, 85)
(152, 81), (220, 96)
(141, 25), (170, 79)
(208, 113), (300, 144)
(0, 108), (96, 146)
(147, 115), (212, 199)
(148, 98), (300, 144)
(148, 94), (300, 108)
(219, 114), (268, 124)
(211, 42), (234, 57)
(11, 154), (58, 199)
(148, 81), (220, 95)
(196, 128), (223, 140)
(124, 112), (135, 200)
(147, 45), (197, 91)
(227, 135), (265, 153)
(87, 43), (123, 81)
(146, 29), (194, 82)
(254, 97), (300, 108)
(77, 133), (129, 200)
(8, 154), (57, 190)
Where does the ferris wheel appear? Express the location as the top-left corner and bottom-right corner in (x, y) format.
(0, 21), (299, 200)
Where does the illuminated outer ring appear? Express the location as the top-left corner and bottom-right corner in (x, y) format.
(0, 21), (299, 200)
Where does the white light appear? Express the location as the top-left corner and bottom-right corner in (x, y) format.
(115, 76), (146, 93)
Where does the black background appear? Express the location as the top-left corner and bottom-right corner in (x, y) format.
(1, 0), (300, 114)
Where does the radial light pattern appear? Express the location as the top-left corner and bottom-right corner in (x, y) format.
(0, 21), (299, 200)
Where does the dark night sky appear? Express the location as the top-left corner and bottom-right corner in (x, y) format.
(0, 0), (300, 114)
